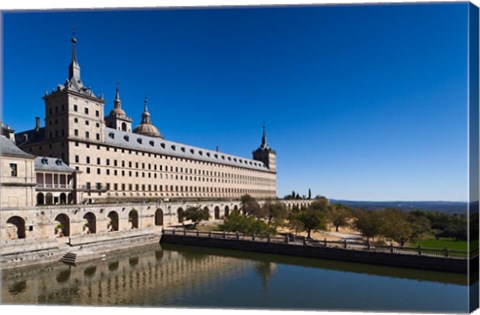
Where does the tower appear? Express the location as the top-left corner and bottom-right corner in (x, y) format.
(132, 98), (163, 138)
(41, 35), (106, 162)
(105, 86), (133, 132)
(252, 123), (276, 172)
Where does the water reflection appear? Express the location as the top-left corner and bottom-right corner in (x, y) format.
(1, 243), (468, 312)
(254, 261), (277, 291)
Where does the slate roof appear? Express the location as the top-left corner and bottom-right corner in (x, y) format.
(0, 136), (35, 159)
(105, 128), (270, 171)
(34, 157), (76, 173)
(15, 128), (46, 146)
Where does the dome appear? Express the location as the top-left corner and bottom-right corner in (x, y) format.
(109, 107), (127, 117)
(132, 97), (163, 138)
(133, 123), (163, 138)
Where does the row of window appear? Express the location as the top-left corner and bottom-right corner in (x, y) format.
(75, 155), (274, 181)
(73, 141), (269, 173)
(72, 104), (100, 118)
(109, 132), (265, 168)
(86, 182), (275, 195)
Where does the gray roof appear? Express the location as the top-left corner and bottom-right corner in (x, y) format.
(0, 136), (35, 159)
(34, 157), (76, 173)
(105, 128), (270, 172)
(15, 127), (45, 146)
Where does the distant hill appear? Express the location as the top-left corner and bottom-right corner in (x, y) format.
(329, 199), (468, 214)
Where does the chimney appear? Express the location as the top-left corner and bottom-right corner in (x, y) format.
(35, 117), (40, 132)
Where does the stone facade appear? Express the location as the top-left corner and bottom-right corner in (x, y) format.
(15, 36), (277, 205)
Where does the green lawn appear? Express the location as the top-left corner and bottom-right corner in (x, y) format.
(409, 238), (478, 251)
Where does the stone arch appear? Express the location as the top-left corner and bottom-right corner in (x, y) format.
(202, 206), (210, 220)
(129, 209), (139, 229)
(214, 206), (220, 220)
(177, 208), (184, 223)
(37, 193), (44, 205)
(45, 193), (53, 205)
(155, 209), (164, 226)
(6, 216), (26, 239)
(59, 193), (67, 205)
(121, 122), (127, 131)
(234, 205), (239, 212)
(107, 211), (119, 231)
(54, 213), (70, 237)
(224, 205), (230, 218)
(83, 212), (96, 234)
(68, 193), (74, 204)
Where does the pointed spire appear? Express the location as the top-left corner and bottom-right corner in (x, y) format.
(114, 84), (122, 108)
(144, 97), (149, 112)
(141, 97), (151, 124)
(68, 29), (81, 82)
(261, 121), (268, 148)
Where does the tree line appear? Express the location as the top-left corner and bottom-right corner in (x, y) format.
(178, 195), (473, 247)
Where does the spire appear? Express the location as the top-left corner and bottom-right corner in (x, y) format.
(114, 85), (122, 108)
(261, 121), (268, 148)
(68, 31), (81, 81)
(141, 97), (151, 124)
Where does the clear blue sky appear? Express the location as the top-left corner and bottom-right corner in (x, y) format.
(2, 3), (469, 201)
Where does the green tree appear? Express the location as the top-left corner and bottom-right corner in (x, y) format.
(263, 200), (288, 227)
(291, 208), (327, 238)
(354, 210), (383, 243)
(380, 209), (413, 246)
(328, 204), (352, 232)
(184, 206), (210, 228)
(221, 211), (274, 235)
(240, 194), (264, 218)
(408, 212), (431, 242)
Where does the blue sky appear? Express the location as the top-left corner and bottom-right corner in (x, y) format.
(2, 3), (470, 201)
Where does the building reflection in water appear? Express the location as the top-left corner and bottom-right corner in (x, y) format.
(1, 244), (252, 306)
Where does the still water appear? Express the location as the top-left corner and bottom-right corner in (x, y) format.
(1, 243), (469, 312)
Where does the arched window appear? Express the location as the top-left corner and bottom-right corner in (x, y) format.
(37, 193), (45, 205)
(155, 209), (164, 226)
(55, 213), (70, 237)
(83, 212), (96, 234)
(129, 209), (139, 229)
(177, 208), (184, 223)
(6, 216), (26, 239)
(108, 211), (119, 231)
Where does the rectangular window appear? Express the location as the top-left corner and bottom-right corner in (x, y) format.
(84, 107), (89, 115)
(106, 159), (110, 166)
(74, 129), (79, 136)
(86, 167), (90, 174)
(114, 183), (118, 190)
(95, 110), (99, 117)
(74, 104), (78, 112)
(97, 168), (101, 175)
(85, 120), (89, 125)
(96, 182), (101, 190)
(85, 131), (90, 139)
(75, 155), (79, 163)
(106, 169), (110, 175)
(9, 163), (17, 176)
(122, 183), (126, 190)
(86, 182), (91, 189)
(97, 158), (101, 165)
(114, 160), (118, 167)
(96, 133), (100, 141)
(86, 157), (90, 164)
